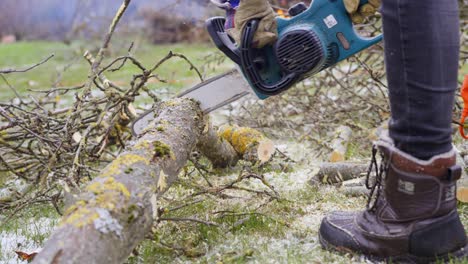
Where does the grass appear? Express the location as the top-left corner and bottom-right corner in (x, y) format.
(0, 40), (233, 100)
(0, 204), (58, 262)
(124, 170), (368, 264)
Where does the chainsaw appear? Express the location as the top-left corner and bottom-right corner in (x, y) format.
(132, 0), (382, 136)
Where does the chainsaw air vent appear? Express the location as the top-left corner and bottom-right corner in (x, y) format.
(321, 42), (340, 70)
(276, 29), (324, 74)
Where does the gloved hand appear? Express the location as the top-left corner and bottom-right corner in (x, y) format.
(211, 0), (277, 48)
(232, 0), (278, 48)
(344, 0), (381, 24)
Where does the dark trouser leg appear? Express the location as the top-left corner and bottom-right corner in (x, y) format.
(318, 1), (467, 260)
(382, 0), (460, 160)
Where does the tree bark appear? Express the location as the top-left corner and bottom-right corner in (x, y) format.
(218, 125), (275, 164)
(309, 162), (368, 185)
(197, 117), (239, 168)
(33, 98), (206, 264)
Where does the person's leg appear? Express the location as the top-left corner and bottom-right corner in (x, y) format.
(318, 0), (467, 261)
(384, 0), (460, 160)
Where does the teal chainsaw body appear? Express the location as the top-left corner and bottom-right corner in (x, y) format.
(206, 0), (383, 99)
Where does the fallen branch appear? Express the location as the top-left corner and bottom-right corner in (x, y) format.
(197, 118), (239, 168)
(158, 217), (219, 227)
(339, 176), (370, 197)
(309, 162), (369, 185)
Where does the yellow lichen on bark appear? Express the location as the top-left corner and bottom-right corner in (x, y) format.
(134, 140), (151, 151)
(61, 206), (100, 228)
(0, 130), (7, 143)
(218, 125), (275, 163)
(87, 177), (131, 199)
(218, 125), (264, 155)
(152, 141), (174, 159)
(162, 100), (180, 107)
(60, 177), (131, 228)
(63, 200), (87, 217)
(101, 154), (150, 177)
(135, 140), (175, 160)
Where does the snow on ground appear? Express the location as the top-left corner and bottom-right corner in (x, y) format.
(0, 218), (57, 264)
(0, 232), (34, 264)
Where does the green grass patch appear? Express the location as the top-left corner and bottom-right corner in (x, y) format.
(0, 41), (234, 100)
(1, 203), (58, 233)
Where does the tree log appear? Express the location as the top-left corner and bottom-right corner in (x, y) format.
(33, 98), (207, 264)
(339, 177), (370, 197)
(218, 125), (275, 164)
(197, 117), (239, 168)
(309, 162), (368, 185)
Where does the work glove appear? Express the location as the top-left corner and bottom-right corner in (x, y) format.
(233, 0), (278, 48)
(211, 0), (277, 48)
(344, 0), (381, 24)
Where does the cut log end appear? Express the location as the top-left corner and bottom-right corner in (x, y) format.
(329, 126), (352, 163)
(457, 187), (468, 203)
(329, 151), (345, 163)
(257, 139), (275, 164)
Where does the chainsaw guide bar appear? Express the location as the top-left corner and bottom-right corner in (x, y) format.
(131, 69), (250, 136)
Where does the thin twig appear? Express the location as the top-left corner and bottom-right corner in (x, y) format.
(159, 217), (219, 227)
(0, 54), (54, 74)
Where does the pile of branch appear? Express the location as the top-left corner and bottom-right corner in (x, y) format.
(0, 0), (207, 213)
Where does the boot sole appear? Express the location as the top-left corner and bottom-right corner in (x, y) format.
(319, 232), (468, 263)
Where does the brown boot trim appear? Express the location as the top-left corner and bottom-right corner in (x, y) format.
(391, 152), (456, 178)
(375, 139), (456, 178)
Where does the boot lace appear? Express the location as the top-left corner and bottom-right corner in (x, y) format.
(365, 145), (390, 212)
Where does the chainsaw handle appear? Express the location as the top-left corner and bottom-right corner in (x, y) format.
(240, 19), (299, 96)
(206, 17), (241, 65)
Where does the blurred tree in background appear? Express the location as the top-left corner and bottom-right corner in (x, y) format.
(0, 0), (322, 44)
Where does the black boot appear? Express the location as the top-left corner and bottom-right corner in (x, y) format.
(319, 136), (468, 263)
